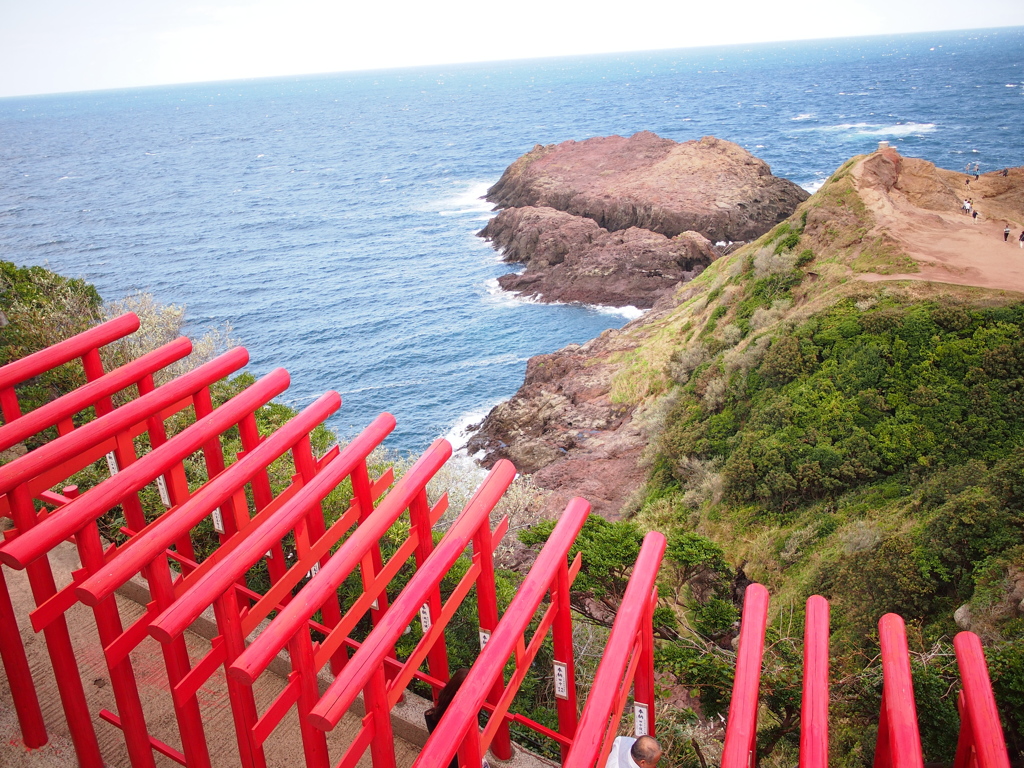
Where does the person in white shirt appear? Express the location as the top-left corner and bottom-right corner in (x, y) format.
(605, 735), (663, 768)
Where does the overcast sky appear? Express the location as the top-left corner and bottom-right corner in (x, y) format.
(2, 0), (1023, 99)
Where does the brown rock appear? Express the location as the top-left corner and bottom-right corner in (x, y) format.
(480, 206), (717, 308)
(465, 312), (670, 519)
(486, 132), (809, 242)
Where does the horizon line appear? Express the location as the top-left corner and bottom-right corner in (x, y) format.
(2, 23), (1021, 102)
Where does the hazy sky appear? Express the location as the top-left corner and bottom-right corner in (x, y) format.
(2, 0), (1023, 98)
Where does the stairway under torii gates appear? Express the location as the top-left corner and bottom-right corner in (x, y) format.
(0, 314), (1012, 768)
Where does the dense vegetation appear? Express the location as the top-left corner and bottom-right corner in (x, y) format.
(0, 261), (102, 446)
(590, 178), (1024, 767)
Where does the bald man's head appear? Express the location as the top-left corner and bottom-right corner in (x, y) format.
(630, 736), (663, 768)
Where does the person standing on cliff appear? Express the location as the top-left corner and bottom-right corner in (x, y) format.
(1005, 225), (1012, 242)
(972, 209), (979, 224)
(1019, 230), (1024, 249)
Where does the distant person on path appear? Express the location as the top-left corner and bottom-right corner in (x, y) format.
(605, 735), (663, 768)
(1003, 168), (1010, 177)
(963, 198), (970, 214)
(972, 210), (979, 223)
(1020, 230), (1024, 249)
(425, 669), (469, 768)
(1005, 225), (1012, 242)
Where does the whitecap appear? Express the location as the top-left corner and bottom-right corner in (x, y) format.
(343, 379), (429, 395)
(483, 279), (648, 319)
(435, 181), (495, 217)
(447, 353), (530, 372)
(802, 179), (827, 194)
(791, 113), (815, 121)
(805, 122), (937, 137)
(595, 305), (646, 320)
(482, 278), (541, 305)
(442, 402), (504, 454)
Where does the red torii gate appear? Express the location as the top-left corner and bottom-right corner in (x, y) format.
(0, 318), (668, 768)
(0, 315), (1016, 768)
(561, 531), (664, 768)
(0, 351), (269, 768)
(0, 312), (149, 761)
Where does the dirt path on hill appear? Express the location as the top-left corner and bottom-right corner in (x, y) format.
(855, 157), (1024, 293)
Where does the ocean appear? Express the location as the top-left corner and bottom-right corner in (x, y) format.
(1, 27), (1022, 453)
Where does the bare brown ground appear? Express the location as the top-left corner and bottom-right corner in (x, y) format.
(853, 156), (1024, 294)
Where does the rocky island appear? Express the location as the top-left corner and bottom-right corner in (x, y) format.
(479, 131), (809, 308)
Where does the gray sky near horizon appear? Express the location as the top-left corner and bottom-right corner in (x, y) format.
(2, 0), (1023, 98)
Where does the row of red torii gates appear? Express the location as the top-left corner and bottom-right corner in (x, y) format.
(0, 313), (1012, 768)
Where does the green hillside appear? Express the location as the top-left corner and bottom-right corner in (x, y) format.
(587, 155), (1024, 766)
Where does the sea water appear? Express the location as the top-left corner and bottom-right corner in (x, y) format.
(1, 27), (1022, 452)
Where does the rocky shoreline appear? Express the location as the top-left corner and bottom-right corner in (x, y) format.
(480, 206), (717, 308)
(469, 132), (809, 517)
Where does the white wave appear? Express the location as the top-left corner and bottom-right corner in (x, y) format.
(791, 113), (815, 121)
(448, 353), (529, 372)
(593, 304), (646, 320)
(483, 278), (647, 319)
(442, 402), (503, 453)
(482, 278), (543, 307)
(343, 379), (429, 395)
(802, 179), (827, 194)
(1007, 84), (1019, 87)
(807, 122), (937, 137)
(436, 181), (495, 217)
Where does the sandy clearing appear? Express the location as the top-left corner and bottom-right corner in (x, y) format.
(853, 155), (1024, 294)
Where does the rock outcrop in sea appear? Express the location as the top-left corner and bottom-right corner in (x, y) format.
(481, 207), (716, 308)
(480, 131), (809, 308)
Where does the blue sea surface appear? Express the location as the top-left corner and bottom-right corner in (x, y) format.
(1, 27), (1022, 452)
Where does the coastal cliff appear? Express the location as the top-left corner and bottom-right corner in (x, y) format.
(469, 149), (1024, 520)
(469, 150), (1024, 762)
